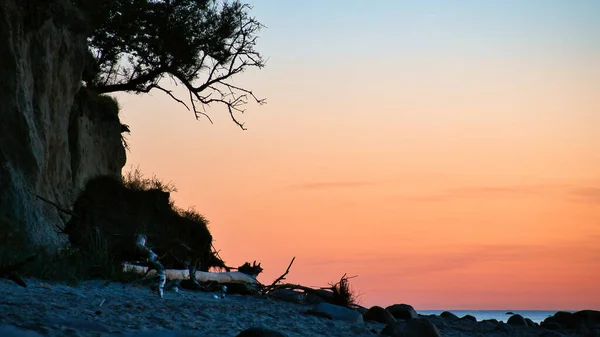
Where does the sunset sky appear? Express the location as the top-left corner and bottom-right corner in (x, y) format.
(114, 0), (599, 310)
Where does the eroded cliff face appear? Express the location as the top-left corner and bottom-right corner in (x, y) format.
(0, 0), (126, 251)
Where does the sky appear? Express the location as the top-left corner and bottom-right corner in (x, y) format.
(114, 0), (600, 310)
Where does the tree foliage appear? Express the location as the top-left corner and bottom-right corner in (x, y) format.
(75, 0), (266, 129)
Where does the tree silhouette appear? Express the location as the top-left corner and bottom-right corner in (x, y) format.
(76, 0), (266, 129)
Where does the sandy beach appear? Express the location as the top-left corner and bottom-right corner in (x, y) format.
(1, 278), (386, 337)
(3, 278), (593, 337)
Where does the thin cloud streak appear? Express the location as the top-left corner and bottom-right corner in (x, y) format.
(302, 241), (600, 278)
(287, 181), (380, 190)
(570, 187), (600, 203)
(387, 183), (600, 204)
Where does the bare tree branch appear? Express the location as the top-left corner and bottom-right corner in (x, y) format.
(82, 0), (266, 129)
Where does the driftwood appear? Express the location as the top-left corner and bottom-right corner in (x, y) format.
(123, 263), (259, 284)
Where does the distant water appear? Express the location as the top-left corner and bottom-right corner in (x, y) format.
(418, 310), (569, 323)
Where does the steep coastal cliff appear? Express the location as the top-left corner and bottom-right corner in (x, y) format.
(0, 0), (126, 251)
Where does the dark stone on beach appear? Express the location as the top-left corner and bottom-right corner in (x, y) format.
(310, 303), (363, 323)
(354, 305), (369, 315)
(304, 292), (326, 304)
(540, 319), (564, 332)
(553, 311), (583, 329)
(482, 319), (499, 324)
(460, 314), (477, 322)
(363, 306), (396, 324)
(507, 314), (528, 326)
(525, 318), (537, 327)
(440, 311), (459, 320)
(380, 318), (440, 337)
(506, 311), (515, 315)
(385, 304), (418, 320)
(269, 289), (305, 304)
(236, 327), (287, 337)
(304, 289), (337, 305)
(541, 311), (589, 333)
(573, 310), (600, 330)
(496, 322), (515, 333)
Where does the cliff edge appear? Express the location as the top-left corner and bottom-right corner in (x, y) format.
(0, 0), (126, 251)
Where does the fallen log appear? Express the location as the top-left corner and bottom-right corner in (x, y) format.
(123, 263), (259, 284)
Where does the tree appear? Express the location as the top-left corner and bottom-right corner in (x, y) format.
(76, 0), (266, 129)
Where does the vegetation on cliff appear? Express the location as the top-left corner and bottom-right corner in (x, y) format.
(74, 0), (266, 129)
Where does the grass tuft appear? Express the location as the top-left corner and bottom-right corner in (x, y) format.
(329, 274), (360, 308)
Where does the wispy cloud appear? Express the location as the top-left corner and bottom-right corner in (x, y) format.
(287, 181), (379, 190)
(303, 242), (600, 279)
(389, 183), (600, 204)
(569, 187), (600, 204)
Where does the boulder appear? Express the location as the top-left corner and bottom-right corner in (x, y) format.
(461, 314), (477, 322)
(380, 318), (440, 337)
(363, 306), (396, 324)
(308, 302), (363, 323)
(440, 311), (459, 320)
(573, 310), (600, 328)
(268, 289), (305, 304)
(540, 319), (564, 332)
(525, 318), (537, 327)
(385, 304), (418, 320)
(507, 314), (528, 326)
(496, 322), (515, 333)
(542, 311), (585, 331)
(304, 289), (335, 304)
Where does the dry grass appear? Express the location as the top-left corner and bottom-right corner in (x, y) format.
(330, 274), (360, 308)
(122, 166), (177, 194)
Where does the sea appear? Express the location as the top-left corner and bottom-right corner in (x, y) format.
(418, 310), (569, 324)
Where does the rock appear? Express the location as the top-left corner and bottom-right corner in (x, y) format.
(496, 322), (515, 333)
(268, 289), (305, 304)
(525, 318), (537, 327)
(506, 311), (515, 315)
(380, 318), (440, 337)
(507, 314), (528, 326)
(305, 292), (327, 304)
(460, 314), (477, 322)
(304, 289), (335, 304)
(236, 327), (287, 337)
(385, 304), (418, 320)
(0, 0), (126, 252)
(353, 305), (369, 315)
(543, 311), (585, 331)
(440, 311), (459, 320)
(573, 310), (600, 328)
(310, 302), (363, 323)
(363, 306), (396, 324)
(540, 319), (564, 332)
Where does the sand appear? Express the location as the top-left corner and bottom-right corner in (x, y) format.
(1, 278), (386, 336)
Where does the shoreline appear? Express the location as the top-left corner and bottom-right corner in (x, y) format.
(2, 278), (596, 336)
